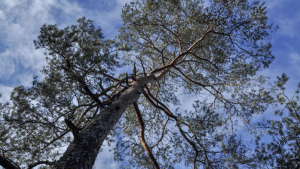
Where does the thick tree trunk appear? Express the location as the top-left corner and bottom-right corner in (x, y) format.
(51, 74), (159, 169)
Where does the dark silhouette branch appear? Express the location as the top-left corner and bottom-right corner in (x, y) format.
(0, 156), (20, 169)
(137, 57), (147, 76)
(28, 160), (54, 169)
(187, 52), (224, 73)
(78, 79), (104, 108)
(64, 118), (79, 140)
(76, 104), (97, 125)
(41, 130), (70, 151)
(98, 78), (113, 101)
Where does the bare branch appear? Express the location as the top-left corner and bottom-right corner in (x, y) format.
(143, 88), (213, 168)
(150, 116), (169, 148)
(28, 160), (54, 169)
(133, 102), (160, 169)
(78, 79), (104, 108)
(138, 57), (147, 76)
(76, 104), (97, 125)
(64, 118), (79, 140)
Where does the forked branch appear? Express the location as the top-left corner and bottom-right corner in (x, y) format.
(143, 87), (213, 168)
(64, 118), (79, 140)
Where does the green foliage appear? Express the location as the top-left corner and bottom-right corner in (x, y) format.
(254, 74), (300, 168)
(0, 17), (121, 168)
(0, 0), (279, 168)
(113, 0), (276, 167)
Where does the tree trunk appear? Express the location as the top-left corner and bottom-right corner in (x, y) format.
(51, 74), (159, 169)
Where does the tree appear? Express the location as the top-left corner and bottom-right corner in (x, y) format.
(0, 0), (276, 168)
(253, 74), (300, 168)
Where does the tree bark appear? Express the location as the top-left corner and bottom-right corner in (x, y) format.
(51, 74), (163, 169)
(0, 156), (20, 169)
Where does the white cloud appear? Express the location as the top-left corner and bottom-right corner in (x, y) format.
(0, 50), (17, 79)
(0, 0), (84, 87)
(0, 84), (13, 103)
(0, 0), (132, 89)
(0, 10), (5, 20)
(263, 0), (281, 9)
(0, 0), (130, 168)
(82, 0), (132, 38)
(264, 0), (300, 37)
(1, 0), (23, 9)
(276, 17), (300, 37)
(290, 51), (300, 63)
(287, 51), (300, 82)
(93, 141), (119, 169)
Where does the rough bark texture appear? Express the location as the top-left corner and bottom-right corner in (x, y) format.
(51, 74), (160, 169)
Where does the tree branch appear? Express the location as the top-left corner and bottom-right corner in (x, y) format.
(28, 160), (54, 169)
(78, 79), (104, 108)
(64, 118), (79, 140)
(133, 102), (160, 169)
(150, 116), (169, 148)
(75, 104), (97, 125)
(143, 88), (213, 168)
(0, 156), (20, 169)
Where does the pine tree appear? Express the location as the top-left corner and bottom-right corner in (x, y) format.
(254, 74), (300, 168)
(0, 0), (277, 168)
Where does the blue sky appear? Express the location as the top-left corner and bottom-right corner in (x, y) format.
(0, 0), (300, 168)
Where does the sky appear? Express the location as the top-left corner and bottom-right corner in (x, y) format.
(0, 0), (299, 168)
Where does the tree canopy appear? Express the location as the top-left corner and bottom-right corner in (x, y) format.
(0, 0), (290, 169)
(253, 74), (300, 168)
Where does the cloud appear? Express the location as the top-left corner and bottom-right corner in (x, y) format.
(0, 0), (132, 168)
(290, 51), (300, 63)
(287, 51), (300, 86)
(0, 0), (135, 88)
(275, 17), (300, 38)
(0, 50), (17, 79)
(0, 10), (5, 20)
(264, 0), (300, 38)
(93, 141), (120, 169)
(0, 0), (85, 87)
(263, 0), (281, 9)
(81, 0), (133, 38)
(0, 84), (13, 99)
